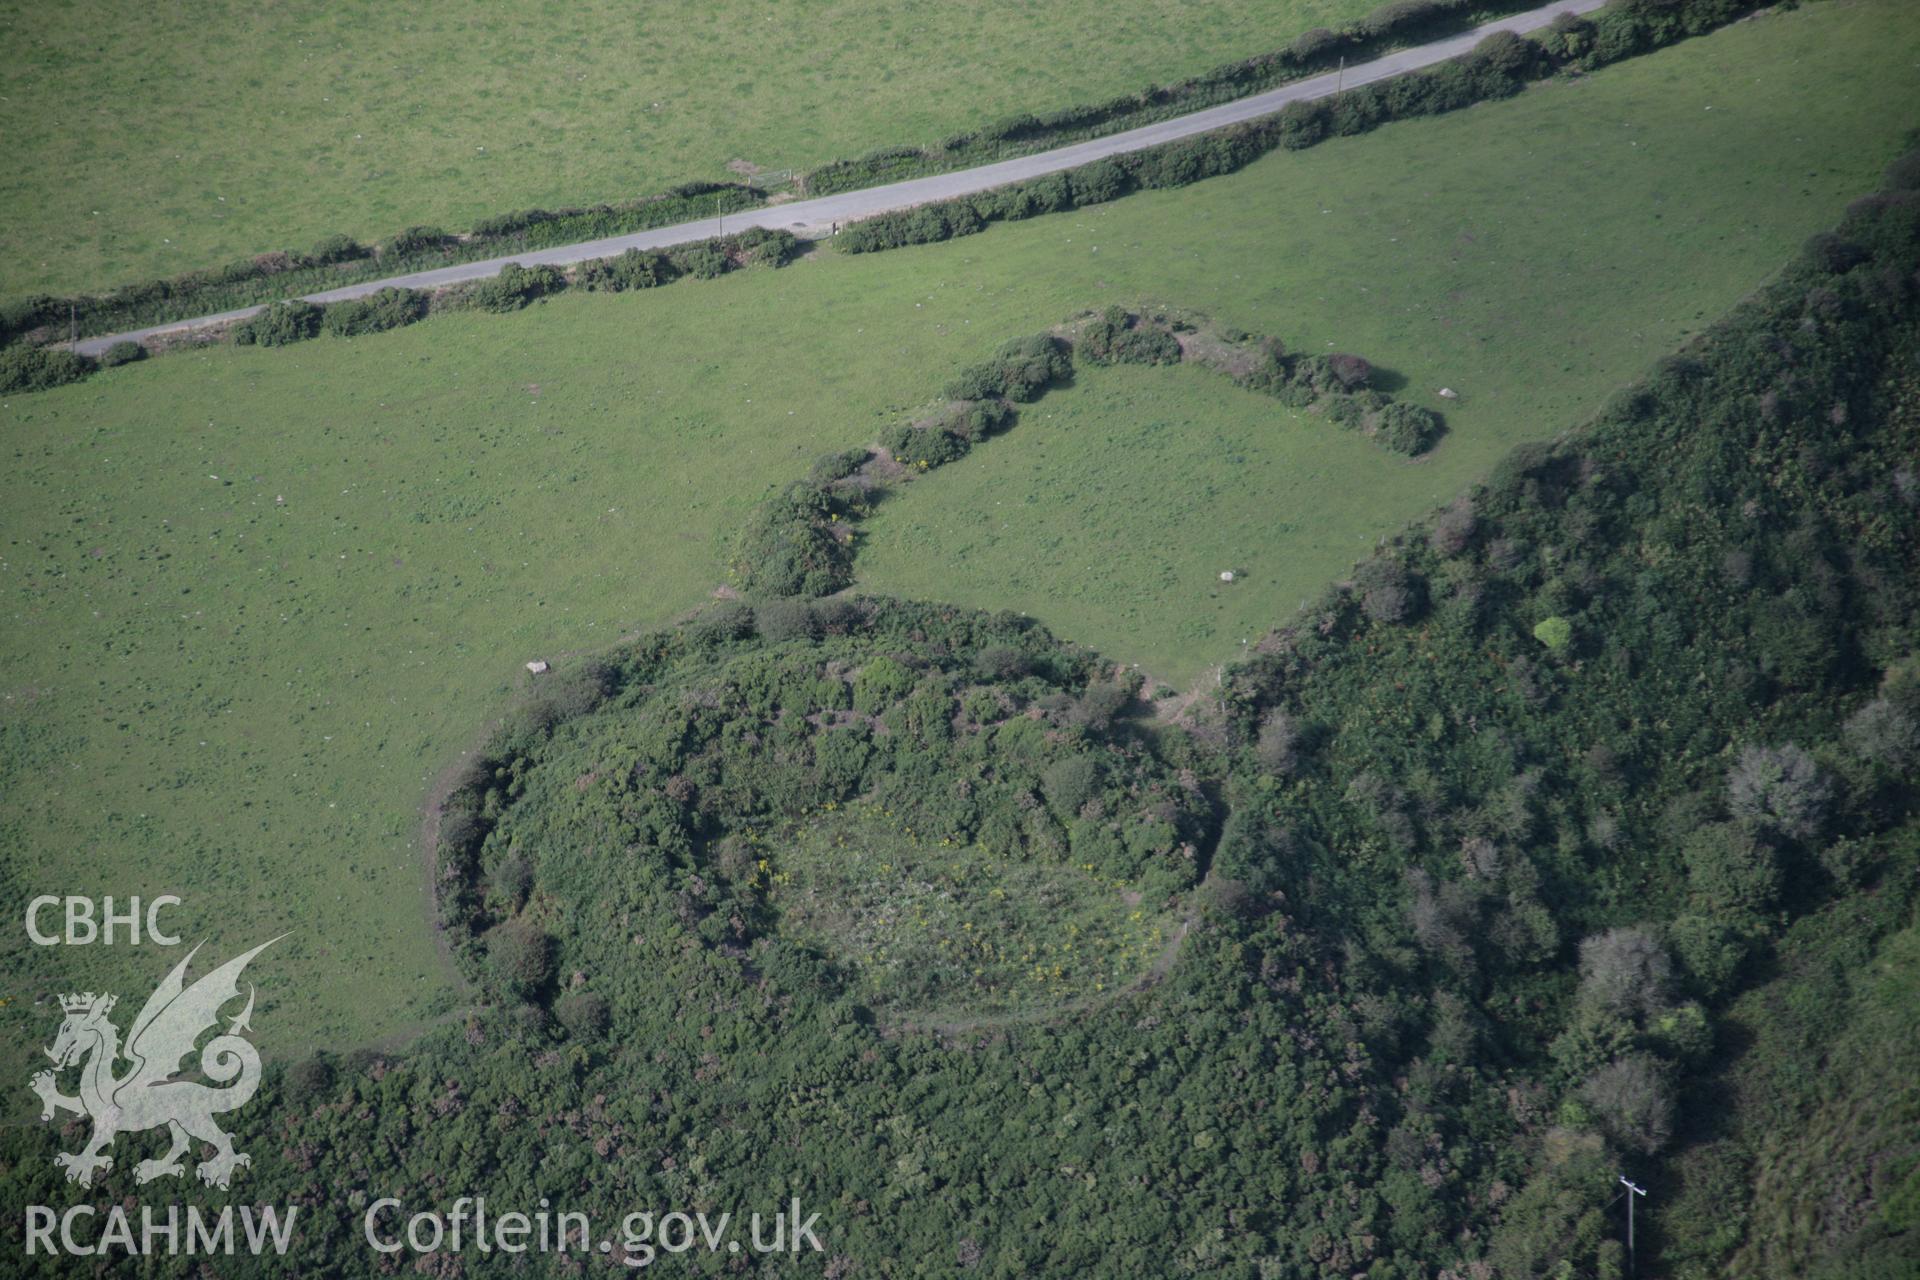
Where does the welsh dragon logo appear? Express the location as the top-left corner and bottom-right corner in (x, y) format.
(29, 938), (281, 1189)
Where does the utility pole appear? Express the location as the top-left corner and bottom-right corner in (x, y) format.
(1337, 56), (1345, 93)
(1619, 1176), (1647, 1277)
(717, 193), (724, 238)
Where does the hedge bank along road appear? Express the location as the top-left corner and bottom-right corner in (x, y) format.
(73, 0), (1607, 358)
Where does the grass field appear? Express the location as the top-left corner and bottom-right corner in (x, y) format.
(859, 361), (1436, 684)
(764, 807), (1178, 1021)
(2, 0), (1914, 1068)
(0, 0), (1378, 298)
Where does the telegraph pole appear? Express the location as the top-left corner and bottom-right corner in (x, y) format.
(1337, 56), (1345, 92)
(1619, 1176), (1647, 1277)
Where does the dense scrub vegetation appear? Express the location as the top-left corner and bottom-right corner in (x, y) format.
(836, 0), (1778, 257)
(0, 343), (92, 394)
(6, 157), (1909, 1277)
(1209, 156), (1920, 1275)
(428, 600), (1206, 1024)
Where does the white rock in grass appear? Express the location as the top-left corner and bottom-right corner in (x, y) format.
(1439, 387), (1459, 399)
(1220, 571), (1236, 583)
(525, 660), (550, 675)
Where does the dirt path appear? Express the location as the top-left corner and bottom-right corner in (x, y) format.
(71, 0), (1607, 357)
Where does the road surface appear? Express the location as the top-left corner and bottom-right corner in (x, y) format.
(73, 0), (1607, 357)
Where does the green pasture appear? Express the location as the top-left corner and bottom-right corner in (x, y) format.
(0, 0), (1376, 297)
(860, 361), (1437, 684)
(1, 0), (1914, 1064)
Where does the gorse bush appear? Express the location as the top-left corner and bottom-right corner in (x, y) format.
(465, 263), (565, 313)
(231, 299), (323, 346)
(382, 225), (450, 257)
(1374, 400), (1444, 455)
(1078, 306), (1183, 366)
(0, 344), (92, 393)
(713, 225), (801, 269)
(306, 233), (365, 265)
(321, 288), (426, 337)
(95, 340), (145, 368)
(943, 334), (1073, 402)
(574, 248), (674, 292)
(730, 481), (858, 599)
(676, 245), (729, 280)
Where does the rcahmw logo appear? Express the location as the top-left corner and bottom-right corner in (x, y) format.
(29, 937), (282, 1189)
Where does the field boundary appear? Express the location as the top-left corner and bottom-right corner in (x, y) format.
(53, 0), (1611, 359)
(728, 306), (1443, 602)
(0, 0), (1559, 348)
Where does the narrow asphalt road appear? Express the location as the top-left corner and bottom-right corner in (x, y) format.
(73, 0), (1606, 357)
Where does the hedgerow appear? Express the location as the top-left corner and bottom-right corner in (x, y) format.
(0, 344), (92, 394)
(943, 334), (1073, 402)
(1227, 326), (1447, 455)
(7, 158), (1913, 1280)
(837, 0), (1771, 257)
(1077, 305), (1184, 366)
(321, 287), (427, 337)
(312, 229), (793, 344)
(463, 263), (566, 313)
(0, 227), (803, 396)
(1, 0), (1785, 369)
(732, 306), (1447, 597)
(230, 299), (324, 346)
(806, 0), (1545, 198)
(0, 0), (1780, 384)
(729, 329), (1073, 598)
(0, 181), (766, 349)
